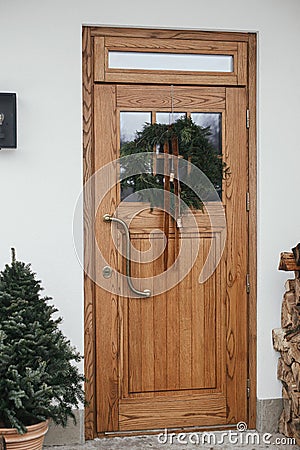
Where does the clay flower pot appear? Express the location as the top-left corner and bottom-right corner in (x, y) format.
(0, 421), (49, 450)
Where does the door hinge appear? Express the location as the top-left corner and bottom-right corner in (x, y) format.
(246, 274), (250, 294)
(247, 378), (250, 398)
(246, 109), (250, 128)
(246, 192), (250, 211)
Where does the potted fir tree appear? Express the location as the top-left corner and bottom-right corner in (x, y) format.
(0, 249), (85, 449)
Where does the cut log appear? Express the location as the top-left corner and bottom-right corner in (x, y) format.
(290, 418), (300, 445)
(291, 307), (300, 330)
(295, 279), (300, 305)
(279, 252), (300, 272)
(282, 350), (293, 366)
(277, 357), (294, 385)
(291, 390), (300, 416)
(273, 328), (290, 352)
(285, 279), (296, 293)
(285, 326), (300, 342)
(279, 410), (292, 437)
(292, 243), (300, 266)
(285, 291), (297, 311)
(282, 292), (300, 329)
(283, 386), (292, 421)
(291, 362), (300, 391)
(282, 298), (294, 329)
(274, 248), (300, 444)
(0, 437), (6, 450)
(288, 341), (300, 364)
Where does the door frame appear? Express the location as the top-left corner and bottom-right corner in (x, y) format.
(82, 26), (257, 439)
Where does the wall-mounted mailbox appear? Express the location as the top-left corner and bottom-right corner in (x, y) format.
(0, 93), (17, 149)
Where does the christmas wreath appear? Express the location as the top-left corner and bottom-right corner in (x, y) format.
(120, 116), (227, 212)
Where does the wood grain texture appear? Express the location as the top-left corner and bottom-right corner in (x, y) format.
(225, 87), (248, 424)
(247, 32), (257, 429)
(116, 203), (227, 234)
(90, 26), (249, 43)
(124, 228), (224, 397)
(104, 71), (238, 86)
(94, 85), (119, 432)
(166, 241), (180, 390)
(237, 42), (247, 86)
(203, 237), (217, 388)
(106, 36), (239, 53)
(153, 278), (168, 392)
(127, 241), (162, 394)
(178, 239), (192, 390)
(93, 36), (105, 81)
(82, 26), (96, 440)
(119, 393), (226, 431)
(279, 253), (300, 272)
(117, 85), (226, 110)
(191, 239), (205, 388)
(118, 234), (127, 401)
(163, 141), (170, 271)
(140, 239), (155, 394)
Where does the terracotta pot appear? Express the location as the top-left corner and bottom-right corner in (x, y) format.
(0, 420), (49, 450)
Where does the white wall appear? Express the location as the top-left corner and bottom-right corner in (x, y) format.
(1, 0), (300, 400)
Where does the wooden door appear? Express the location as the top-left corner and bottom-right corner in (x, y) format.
(93, 84), (248, 433)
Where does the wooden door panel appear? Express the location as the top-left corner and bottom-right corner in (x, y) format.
(116, 85), (226, 110)
(94, 84), (248, 433)
(94, 85), (119, 433)
(225, 88), (248, 424)
(125, 232), (224, 396)
(119, 393), (227, 431)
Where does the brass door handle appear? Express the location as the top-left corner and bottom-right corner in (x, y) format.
(103, 214), (151, 298)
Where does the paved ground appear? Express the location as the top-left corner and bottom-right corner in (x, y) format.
(44, 431), (300, 449)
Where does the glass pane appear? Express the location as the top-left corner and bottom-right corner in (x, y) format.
(191, 113), (222, 153)
(191, 112), (222, 199)
(120, 112), (224, 206)
(109, 51), (233, 72)
(120, 112), (152, 202)
(120, 111), (151, 145)
(156, 112), (186, 125)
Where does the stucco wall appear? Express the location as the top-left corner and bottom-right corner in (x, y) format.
(1, 0), (300, 400)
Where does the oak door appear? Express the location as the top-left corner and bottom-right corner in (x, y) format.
(94, 84), (248, 432)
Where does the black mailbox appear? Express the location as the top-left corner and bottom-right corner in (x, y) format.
(0, 93), (17, 149)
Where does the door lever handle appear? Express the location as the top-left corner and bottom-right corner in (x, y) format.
(103, 214), (152, 298)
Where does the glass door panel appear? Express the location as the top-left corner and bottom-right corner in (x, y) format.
(120, 110), (223, 205)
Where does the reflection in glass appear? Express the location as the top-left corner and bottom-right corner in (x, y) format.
(120, 112), (224, 204)
(191, 113), (222, 199)
(191, 113), (222, 153)
(120, 112), (152, 202)
(156, 112), (186, 125)
(109, 51), (234, 72)
(120, 112), (151, 145)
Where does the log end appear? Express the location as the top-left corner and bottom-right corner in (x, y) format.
(292, 243), (300, 266)
(279, 252), (300, 272)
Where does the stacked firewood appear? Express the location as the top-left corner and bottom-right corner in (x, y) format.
(273, 244), (300, 443)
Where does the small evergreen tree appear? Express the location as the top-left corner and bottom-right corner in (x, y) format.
(0, 249), (85, 433)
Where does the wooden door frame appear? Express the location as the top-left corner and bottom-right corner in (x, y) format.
(82, 26), (257, 440)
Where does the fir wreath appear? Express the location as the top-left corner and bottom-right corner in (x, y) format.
(120, 116), (227, 211)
